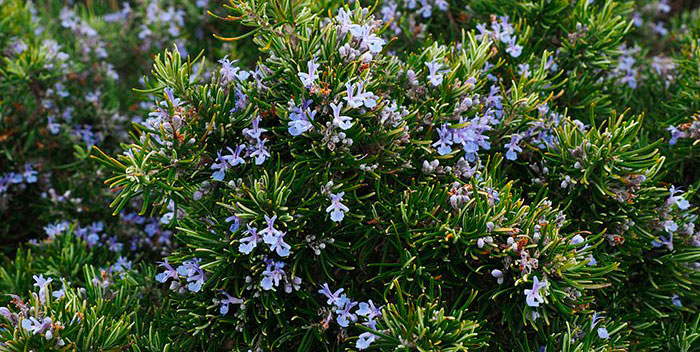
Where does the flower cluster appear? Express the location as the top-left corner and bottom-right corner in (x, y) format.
(318, 283), (382, 350)
(3, 0), (700, 350)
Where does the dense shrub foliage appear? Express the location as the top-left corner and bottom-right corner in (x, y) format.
(1, 0), (699, 350)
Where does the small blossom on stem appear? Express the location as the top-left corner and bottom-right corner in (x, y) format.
(298, 59), (320, 88)
(330, 102), (353, 130)
(219, 291), (244, 315)
(433, 123), (453, 155)
(425, 59), (448, 86)
(524, 275), (546, 307)
(319, 283), (345, 305)
(239, 224), (261, 254)
(327, 192), (349, 222)
(155, 259), (178, 283)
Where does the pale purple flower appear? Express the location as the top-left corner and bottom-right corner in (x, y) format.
(505, 134), (523, 161)
(668, 185), (690, 210)
(250, 138), (270, 165)
(319, 283), (345, 306)
(345, 82), (365, 109)
(356, 318), (379, 350)
(259, 215), (281, 239)
(261, 260), (285, 290)
(298, 59), (320, 88)
(667, 126), (686, 146)
(327, 192), (349, 222)
(219, 291), (244, 315)
(505, 36), (522, 57)
(288, 100), (316, 136)
(491, 269), (504, 284)
(330, 102), (353, 130)
(591, 311), (609, 339)
(22, 316), (52, 335)
(33, 274), (53, 303)
(239, 224), (260, 254)
(663, 220), (678, 233)
(335, 299), (358, 327)
(524, 275), (546, 307)
(653, 22), (668, 36)
(156, 259), (179, 283)
(348, 24), (385, 53)
(356, 300), (382, 319)
(672, 294), (682, 307)
(211, 148), (234, 181)
(177, 259), (205, 292)
(243, 116), (267, 140)
(433, 123), (453, 155)
(219, 56), (250, 84)
(22, 164), (38, 184)
(652, 233), (673, 251)
(335, 8), (354, 34)
(425, 60), (447, 86)
(44, 221), (68, 238)
(570, 234), (585, 245)
(265, 231), (291, 257)
(284, 276), (302, 293)
(226, 215), (241, 233)
(47, 116), (60, 135)
(0, 307), (10, 320)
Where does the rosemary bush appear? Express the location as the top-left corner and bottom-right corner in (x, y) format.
(1, 0), (699, 351)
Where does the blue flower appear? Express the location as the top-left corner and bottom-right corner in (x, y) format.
(672, 294), (682, 307)
(356, 319), (379, 350)
(261, 260), (285, 290)
(250, 138), (270, 165)
(652, 233), (674, 251)
(155, 259), (178, 283)
(288, 99), (316, 136)
(335, 299), (358, 327)
(264, 230), (291, 257)
(33, 274), (53, 303)
(22, 164), (38, 184)
(219, 291), (243, 315)
(663, 220), (678, 233)
(505, 36), (522, 57)
(225, 215), (241, 233)
(211, 145), (245, 181)
(330, 102), (353, 130)
(112, 256), (132, 274)
(176, 259), (205, 292)
(327, 192), (349, 222)
(239, 224), (260, 254)
(319, 283), (345, 306)
(298, 59), (320, 88)
(425, 59), (448, 86)
(433, 123), (453, 155)
(524, 275), (546, 307)
(107, 236), (123, 252)
(47, 116), (61, 135)
(591, 312), (610, 339)
(356, 300), (382, 319)
(505, 134), (523, 161)
(667, 126), (685, 145)
(44, 221), (68, 238)
(243, 116), (267, 141)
